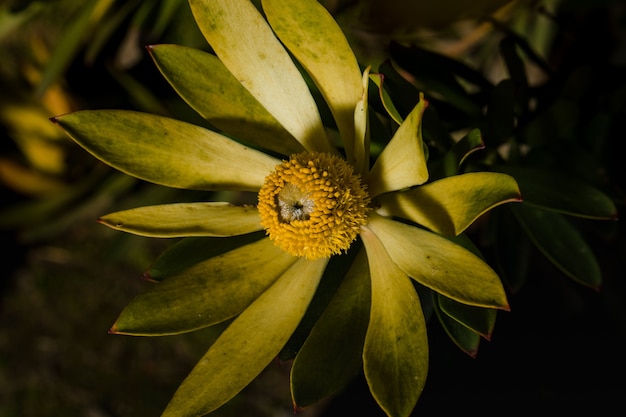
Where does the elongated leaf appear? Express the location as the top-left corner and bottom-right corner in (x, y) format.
(262, 0), (362, 160)
(377, 172), (521, 236)
(496, 166), (617, 220)
(188, 0), (333, 153)
(162, 257), (327, 417)
(434, 298), (481, 358)
(291, 249), (370, 408)
(353, 67), (371, 175)
(111, 238), (297, 335)
(99, 202), (262, 237)
(53, 110), (280, 191)
(430, 128), (485, 179)
(146, 233), (265, 281)
(367, 96), (429, 197)
(438, 295), (497, 339)
(511, 204), (602, 288)
(361, 226), (428, 417)
(366, 213), (509, 310)
(148, 44), (302, 156)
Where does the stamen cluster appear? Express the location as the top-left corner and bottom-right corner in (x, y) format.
(258, 152), (370, 259)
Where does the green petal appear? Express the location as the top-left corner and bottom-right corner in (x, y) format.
(367, 96), (429, 197)
(360, 226), (428, 417)
(366, 213), (509, 310)
(99, 202), (262, 238)
(53, 110), (279, 191)
(188, 0), (333, 154)
(148, 44), (303, 156)
(162, 257), (328, 417)
(262, 0), (362, 160)
(110, 238), (297, 335)
(291, 249), (370, 408)
(377, 172), (522, 236)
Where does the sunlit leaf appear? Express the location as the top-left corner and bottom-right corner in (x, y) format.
(111, 238), (297, 335)
(361, 226), (428, 417)
(99, 202), (262, 237)
(188, 0), (333, 153)
(263, 0), (362, 160)
(162, 257), (327, 417)
(53, 110), (280, 191)
(148, 44), (302, 156)
(367, 96), (428, 197)
(377, 172), (521, 236)
(366, 213), (509, 310)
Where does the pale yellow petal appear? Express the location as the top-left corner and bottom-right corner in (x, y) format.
(99, 202), (262, 237)
(263, 0), (362, 158)
(377, 172), (522, 236)
(367, 95), (429, 197)
(360, 226), (428, 417)
(366, 213), (509, 310)
(353, 67), (371, 176)
(163, 257), (328, 416)
(189, 0), (333, 153)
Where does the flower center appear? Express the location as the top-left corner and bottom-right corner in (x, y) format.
(258, 152), (370, 260)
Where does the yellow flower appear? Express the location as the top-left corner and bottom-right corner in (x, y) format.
(52, 1), (521, 416)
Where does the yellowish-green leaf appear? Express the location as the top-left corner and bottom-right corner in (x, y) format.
(377, 172), (521, 236)
(188, 0), (333, 154)
(148, 44), (303, 156)
(434, 299), (481, 357)
(438, 295), (497, 339)
(53, 110), (280, 191)
(369, 73), (403, 125)
(111, 238), (297, 335)
(262, 0), (362, 160)
(367, 95), (428, 197)
(162, 257), (327, 417)
(291, 249), (370, 408)
(366, 213), (509, 310)
(99, 202), (262, 237)
(361, 226), (428, 417)
(353, 67), (371, 175)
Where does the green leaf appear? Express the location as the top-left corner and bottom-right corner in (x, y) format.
(361, 226), (428, 417)
(511, 204), (602, 288)
(369, 73), (403, 125)
(148, 44), (303, 156)
(431, 128), (485, 179)
(111, 238), (297, 335)
(433, 298), (481, 357)
(147, 233), (265, 281)
(437, 295), (497, 339)
(367, 213), (509, 310)
(367, 96), (428, 197)
(99, 202), (262, 237)
(188, 0), (334, 153)
(262, 0), (362, 161)
(377, 172), (521, 236)
(53, 110), (280, 191)
(162, 257), (327, 417)
(495, 166), (618, 220)
(291, 249), (370, 408)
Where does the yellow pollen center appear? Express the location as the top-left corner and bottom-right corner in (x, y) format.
(257, 152), (371, 260)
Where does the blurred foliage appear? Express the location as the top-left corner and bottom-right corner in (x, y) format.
(1, 0), (625, 416)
